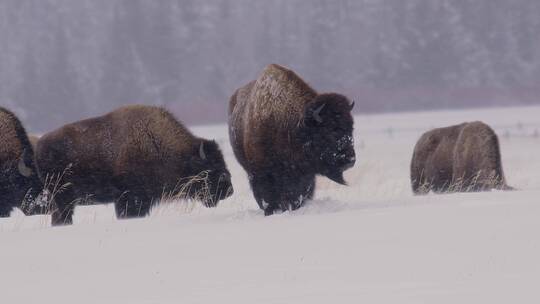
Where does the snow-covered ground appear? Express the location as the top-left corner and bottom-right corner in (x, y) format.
(1, 106), (540, 303)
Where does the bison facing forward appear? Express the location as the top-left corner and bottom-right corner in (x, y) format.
(410, 121), (512, 194)
(229, 64), (356, 215)
(0, 107), (44, 216)
(36, 105), (233, 225)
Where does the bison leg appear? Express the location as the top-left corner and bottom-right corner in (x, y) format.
(278, 174), (315, 212)
(263, 204), (278, 216)
(0, 191), (14, 216)
(249, 172), (280, 215)
(250, 171), (315, 215)
(114, 191), (152, 219)
(0, 203), (13, 217)
(112, 174), (153, 219)
(50, 189), (77, 226)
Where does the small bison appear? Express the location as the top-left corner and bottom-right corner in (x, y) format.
(410, 121), (512, 194)
(0, 107), (45, 216)
(36, 105), (233, 225)
(228, 64), (356, 215)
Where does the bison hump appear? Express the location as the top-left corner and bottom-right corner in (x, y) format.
(250, 64), (317, 124)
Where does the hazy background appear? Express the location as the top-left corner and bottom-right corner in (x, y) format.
(0, 0), (539, 132)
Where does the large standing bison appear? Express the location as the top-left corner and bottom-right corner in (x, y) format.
(36, 105), (233, 225)
(410, 121), (512, 194)
(0, 107), (45, 216)
(228, 64), (356, 215)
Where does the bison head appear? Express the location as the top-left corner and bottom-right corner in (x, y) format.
(303, 93), (356, 185)
(188, 140), (233, 207)
(2, 149), (47, 215)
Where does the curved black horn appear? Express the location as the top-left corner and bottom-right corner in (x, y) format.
(350, 101), (355, 111)
(18, 150), (33, 177)
(313, 103), (326, 123)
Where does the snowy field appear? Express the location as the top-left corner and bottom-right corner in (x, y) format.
(1, 106), (540, 303)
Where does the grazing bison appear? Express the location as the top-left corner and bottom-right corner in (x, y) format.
(410, 121), (512, 194)
(228, 64), (356, 215)
(0, 107), (45, 216)
(36, 105), (233, 226)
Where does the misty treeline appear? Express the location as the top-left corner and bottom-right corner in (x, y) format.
(0, 0), (539, 132)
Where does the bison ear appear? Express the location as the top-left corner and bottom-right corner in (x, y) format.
(199, 142), (207, 160)
(305, 102), (326, 125)
(18, 150), (33, 177)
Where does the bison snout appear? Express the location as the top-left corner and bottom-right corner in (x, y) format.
(339, 148), (356, 170)
(204, 182), (234, 208)
(344, 157), (356, 170)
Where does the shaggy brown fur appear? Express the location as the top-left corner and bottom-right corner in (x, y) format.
(410, 121), (512, 194)
(36, 105), (233, 226)
(0, 107), (44, 216)
(229, 64), (355, 215)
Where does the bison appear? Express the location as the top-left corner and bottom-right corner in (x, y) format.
(35, 105), (233, 226)
(228, 64), (356, 215)
(0, 107), (45, 216)
(410, 121), (512, 194)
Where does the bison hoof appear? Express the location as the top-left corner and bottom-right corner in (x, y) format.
(264, 208), (273, 216)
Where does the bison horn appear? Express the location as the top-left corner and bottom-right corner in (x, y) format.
(350, 101), (355, 111)
(18, 153), (33, 177)
(199, 142), (207, 160)
(313, 103), (326, 123)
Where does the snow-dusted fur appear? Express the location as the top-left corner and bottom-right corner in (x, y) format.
(229, 64), (355, 214)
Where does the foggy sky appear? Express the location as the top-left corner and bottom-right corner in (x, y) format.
(0, 0), (539, 132)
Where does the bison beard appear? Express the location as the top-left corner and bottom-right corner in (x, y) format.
(35, 105), (233, 226)
(0, 107), (45, 217)
(229, 64), (355, 215)
(410, 121), (512, 194)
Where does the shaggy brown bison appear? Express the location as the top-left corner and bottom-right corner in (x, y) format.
(36, 105), (233, 225)
(410, 121), (512, 194)
(228, 64), (355, 215)
(0, 107), (45, 216)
